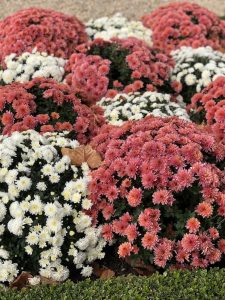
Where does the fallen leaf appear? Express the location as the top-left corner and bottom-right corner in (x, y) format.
(61, 145), (102, 169)
(92, 262), (102, 277)
(125, 258), (155, 276)
(10, 271), (32, 289)
(100, 269), (115, 280)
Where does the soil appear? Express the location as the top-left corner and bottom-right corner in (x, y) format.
(0, 0), (225, 22)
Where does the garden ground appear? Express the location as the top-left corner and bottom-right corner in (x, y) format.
(0, 0), (225, 21)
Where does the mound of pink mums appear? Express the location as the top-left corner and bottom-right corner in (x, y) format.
(0, 78), (105, 143)
(65, 37), (178, 105)
(142, 2), (225, 53)
(190, 76), (225, 141)
(89, 116), (225, 269)
(0, 7), (87, 64)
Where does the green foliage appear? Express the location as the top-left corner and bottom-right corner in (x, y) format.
(88, 43), (133, 88)
(2, 268), (225, 299)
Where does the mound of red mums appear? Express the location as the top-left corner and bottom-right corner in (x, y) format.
(190, 76), (225, 141)
(142, 2), (225, 53)
(65, 37), (179, 105)
(0, 7), (87, 64)
(0, 78), (105, 143)
(89, 116), (225, 269)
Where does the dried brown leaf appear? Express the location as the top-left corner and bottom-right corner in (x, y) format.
(10, 271), (32, 290)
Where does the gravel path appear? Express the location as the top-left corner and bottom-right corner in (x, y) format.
(0, 0), (225, 21)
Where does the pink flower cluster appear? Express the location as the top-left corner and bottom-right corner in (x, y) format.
(65, 37), (178, 105)
(89, 116), (225, 268)
(0, 78), (105, 144)
(0, 7), (87, 64)
(65, 54), (111, 106)
(190, 76), (225, 141)
(142, 2), (225, 53)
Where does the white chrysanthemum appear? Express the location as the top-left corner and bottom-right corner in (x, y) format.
(29, 198), (43, 215)
(0, 49), (67, 84)
(49, 173), (60, 184)
(97, 91), (190, 125)
(0, 249), (9, 260)
(41, 164), (55, 176)
(7, 218), (23, 236)
(46, 218), (62, 233)
(71, 192), (82, 203)
(54, 161), (66, 174)
(0, 260), (18, 283)
(5, 170), (18, 185)
(26, 231), (39, 245)
(82, 198), (93, 210)
(75, 214), (92, 232)
(16, 176), (32, 191)
(171, 46), (225, 102)
(9, 202), (24, 218)
(25, 245), (33, 255)
(0, 203), (6, 222)
(37, 182), (47, 191)
(80, 265), (93, 277)
(44, 203), (58, 217)
(86, 13), (152, 46)
(0, 225), (5, 236)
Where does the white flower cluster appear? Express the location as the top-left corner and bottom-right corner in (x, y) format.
(0, 130), (105, 283)
(0, 48), (66, 84)
(171, 46), (225, 97)
(86, 13), (152, 46)
(97, 91), (190, 125)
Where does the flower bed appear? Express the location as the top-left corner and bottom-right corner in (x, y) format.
(65, 38), (176, 105)
(0, 130), (105, 283)
(97, 91), (189, 125)
(0, 0), (225, 291)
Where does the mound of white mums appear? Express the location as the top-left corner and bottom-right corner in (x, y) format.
(86, 13), (152, 45)
(0, 48), (66, 84)
(171, 46), (225, 98)
(97, 91), (190, 125)
(0, 130), (105, 283)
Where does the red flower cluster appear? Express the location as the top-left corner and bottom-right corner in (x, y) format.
(142, 2), (225, 53)
(0, 78), (104, 144)
(0, 7), (87, 64)
(190, 76), (225, 141)
(89, 116), (225, 268)
(65, 37), (177, 105)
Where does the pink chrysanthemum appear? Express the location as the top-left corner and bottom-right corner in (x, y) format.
(186, 218), (200, 233)
(118, 242), (133, 258)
